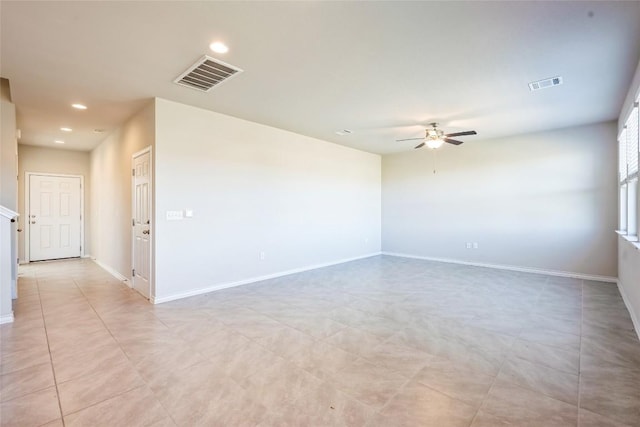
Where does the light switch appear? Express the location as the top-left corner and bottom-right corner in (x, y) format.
(166, 210), (184, 220)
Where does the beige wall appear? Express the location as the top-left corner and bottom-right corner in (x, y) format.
(154, 98), (381, 302)
(17, 145), (91, 262)
(1, 78), (17, 211)
(382, 121), (618, 278)
(90, 101), (155, 280)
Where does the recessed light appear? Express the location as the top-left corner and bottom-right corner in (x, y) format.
(71, 103), (87, 110)
(54, 140), (65, 144)
(209, 41), (229, 54)
(60, 127), (72, 132)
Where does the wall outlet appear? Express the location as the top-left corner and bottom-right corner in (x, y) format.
(473, 242), (479, 249)
(260, 251), (265, 260)
(465, 242), (472, 249)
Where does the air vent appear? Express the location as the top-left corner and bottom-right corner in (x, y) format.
(528, 76), (563, 91)
(174, 55), (243, 92)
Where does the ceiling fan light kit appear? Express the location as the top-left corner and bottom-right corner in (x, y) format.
(426, 139), (445, 149)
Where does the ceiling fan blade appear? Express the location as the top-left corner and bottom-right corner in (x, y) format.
(445, 130), (477, 137)
(444, 138), (464, 145)
(414, 142), (426, 149)
(396, 137), (425, 142)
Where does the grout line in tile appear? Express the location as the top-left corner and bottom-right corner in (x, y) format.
(36, 274), (66, 427)
(369, 371), (415, 420)
(34, 261), (172, 423)
(68, 276), (182, 426)
(467, 346), (510, 427)
(59, 384), (148, 419)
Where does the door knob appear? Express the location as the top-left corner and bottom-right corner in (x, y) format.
(17, 229), (22, 232)
(142, 230), (149, 235)
(31, 221), (36, 224)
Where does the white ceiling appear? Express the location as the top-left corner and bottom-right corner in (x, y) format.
(2, 1), (639, 154)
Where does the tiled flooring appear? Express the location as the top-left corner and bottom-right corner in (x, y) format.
(1, 256), (640, 427)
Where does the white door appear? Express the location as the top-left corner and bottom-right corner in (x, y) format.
(132, 149), (151, 298)
(29, 175), (81, 261)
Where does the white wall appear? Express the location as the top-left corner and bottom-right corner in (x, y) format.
(17, 145), (91, 262)
(382, 121), (618, 279)
(0, 79), (17, 211)
(153, 98), (381, 302)
(618, 235), (640, 333)
(618, 58), (640, 335)
(90, 101), (155, 280)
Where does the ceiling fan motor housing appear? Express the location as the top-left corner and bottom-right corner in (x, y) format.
(426, 127), (444, 140)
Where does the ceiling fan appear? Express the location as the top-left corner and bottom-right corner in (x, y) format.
(396, 123), (477, 149)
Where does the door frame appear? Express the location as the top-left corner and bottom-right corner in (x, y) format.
(131, 146), (153, 299)
(24, 172), (85, 262)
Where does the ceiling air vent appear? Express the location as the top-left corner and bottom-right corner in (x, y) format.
(174, 55), (243, 92)
(528, 76), (563, 91)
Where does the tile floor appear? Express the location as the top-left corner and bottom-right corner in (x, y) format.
(1, 256), (639, 427)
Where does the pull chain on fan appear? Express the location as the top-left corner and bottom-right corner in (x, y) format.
(432, 148), (438, 174)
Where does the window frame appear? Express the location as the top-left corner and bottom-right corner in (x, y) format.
(619, 100), (640, 241)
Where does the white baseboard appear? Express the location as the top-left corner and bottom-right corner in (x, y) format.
(381, 251), (618, 283)
(81, 254), (92, 259)
(91, 258), (131, 286)
(0, 312), (15, 324)
(152, 252), (382, 304)
(617, 279), (640, 341)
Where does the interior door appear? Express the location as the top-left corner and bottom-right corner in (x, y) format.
(29, 175), (81, 261)
(132, 150), (151, 299)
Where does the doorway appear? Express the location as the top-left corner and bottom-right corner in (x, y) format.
(25, 173), (83, 261)
(132, 147), (152, 299)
